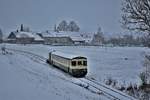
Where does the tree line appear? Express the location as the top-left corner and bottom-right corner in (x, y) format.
(54, 20), (80, 32)
(105, 34), (147, 46)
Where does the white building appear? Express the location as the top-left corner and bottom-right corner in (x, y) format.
(7, 31), (44, 44)
(38, 32), (93, 45)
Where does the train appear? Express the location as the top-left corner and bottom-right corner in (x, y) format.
(47, 51), (87, 77)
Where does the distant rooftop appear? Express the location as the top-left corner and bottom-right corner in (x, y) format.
(41, 31), (94, 43)
(14, 31), (44, 41)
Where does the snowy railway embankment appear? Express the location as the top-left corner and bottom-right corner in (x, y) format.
(0, 48), (110, 100)
(4, 48), (137, 100)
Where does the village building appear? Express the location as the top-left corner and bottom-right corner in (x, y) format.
(71, 36), (85, 45)
(7, 29), (95, 46)
(38, 32), (73, 45)
(7, 31), (44, 44)
(43, 36), (73, 45)
(91, 32), (104, 45)
(38, 32), (88, 45)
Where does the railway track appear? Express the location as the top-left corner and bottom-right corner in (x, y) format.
(78, 78), (120, 100)
(6, 48), (137, 100)
(6, 48), (47, 62)
(79, 78), (136, 100)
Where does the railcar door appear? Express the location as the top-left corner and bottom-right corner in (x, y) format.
(49, 52), (52, 64)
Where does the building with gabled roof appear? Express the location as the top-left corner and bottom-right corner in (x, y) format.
(7, 31), (44, 44)
(38, 31), (93, 45)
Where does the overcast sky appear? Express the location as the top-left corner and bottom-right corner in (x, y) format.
(0, 0), (122, 34)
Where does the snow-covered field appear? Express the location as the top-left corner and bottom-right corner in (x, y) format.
(0, 44), (149, 100)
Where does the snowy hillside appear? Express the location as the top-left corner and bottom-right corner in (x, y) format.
(0, 47), (108, 100)
(1, 44), (148, 100)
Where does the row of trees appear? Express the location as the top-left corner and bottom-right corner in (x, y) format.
(54, 20), (80, 32)
(88, 27), (146, 46)
(87, 27), (146, 46)
(105, 34), (146, 46)
(89, 26), (146, 46)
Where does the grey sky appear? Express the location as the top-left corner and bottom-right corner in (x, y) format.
(0, 0), (122, 34)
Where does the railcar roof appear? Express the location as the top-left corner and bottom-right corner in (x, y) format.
(51, 51), (87, 59)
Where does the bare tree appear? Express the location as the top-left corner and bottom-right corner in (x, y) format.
(57, 20), (68, 32)
(122, 0), (150, 34)
(67, 21), (80, 32)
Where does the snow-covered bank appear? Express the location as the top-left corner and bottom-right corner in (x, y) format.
(0, 50), (108, 100)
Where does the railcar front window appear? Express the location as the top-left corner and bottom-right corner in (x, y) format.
(78, 61), (82, 65)
(83, 61), (87, 66)
(72, 61), (76, 66)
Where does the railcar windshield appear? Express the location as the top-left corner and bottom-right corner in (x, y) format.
(83, 61), (87, 66)
(72, 61), (76, 66)
(78, 61), (82, 65)
(71, 60), (87, 66)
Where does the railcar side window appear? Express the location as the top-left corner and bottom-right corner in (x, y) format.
(72, 61), (76, 66)
(78, 61), (82, 65)
(83, 61), (87, 66)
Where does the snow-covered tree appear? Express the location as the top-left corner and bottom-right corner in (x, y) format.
(122, 0), (150, 34)
(57, 20), (68, 31)
(56, 20), (80, 32)
(67, 21), (80, 32)
(121, 0), (150, 47)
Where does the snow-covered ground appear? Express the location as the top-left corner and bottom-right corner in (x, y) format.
(0, 46), (108, 100)
(4, 44), (149, 84)
(0, 44), (149, 99)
